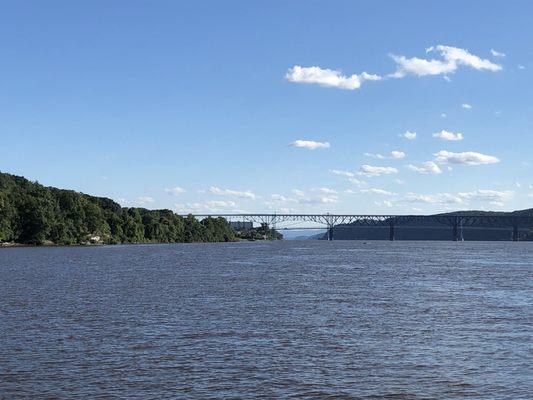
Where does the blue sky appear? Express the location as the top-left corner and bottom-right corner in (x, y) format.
(1, 0), (533, 214)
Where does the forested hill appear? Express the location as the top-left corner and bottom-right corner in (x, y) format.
(0, 172), (235, 245)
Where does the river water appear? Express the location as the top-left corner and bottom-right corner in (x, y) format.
(1, 241), (531, 399)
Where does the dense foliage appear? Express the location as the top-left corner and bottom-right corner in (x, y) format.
(0, 172), (235, 245)
(234, 223), (283, 241)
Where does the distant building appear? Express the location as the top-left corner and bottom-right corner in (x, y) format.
(229, 221), (253, 231)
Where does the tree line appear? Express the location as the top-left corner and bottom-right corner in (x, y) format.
(0, 172), (236, 245)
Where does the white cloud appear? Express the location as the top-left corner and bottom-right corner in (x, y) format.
(462, 103), (472, 109)
(434, 150), (500, 166)
(290, 140), (330, 150)
(365, 150), (406, 159)
(433, 130), (464, 141)
(210, 186), (256, 200)
(330, 169), (355, 178)
(441, 113), (447, 118)
(361, 188), (396, 196)
(390, 45), (502, 78)
(407, 161), (443, 175)
(358, 165), (398, 177)
(285, 65), (381, 90)
(490, 49), (506, 58)
(164, 186), (185, 196)
(518, 65), (526, 70)
(400, 131), (417, 140)
(528, 193), (533, 198)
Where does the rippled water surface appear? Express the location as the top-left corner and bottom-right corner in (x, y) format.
(1, 241), (532, 399)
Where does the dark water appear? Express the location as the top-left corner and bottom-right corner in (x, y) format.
(1, 241), (532, 399)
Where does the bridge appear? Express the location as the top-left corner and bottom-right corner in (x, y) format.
(188, 213), (533, 241)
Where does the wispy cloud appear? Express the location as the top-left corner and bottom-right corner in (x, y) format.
(390, 45), (501, 78)
(434, 150), (499, 166)
(358, 165), (398, 177)
(403, 190), (513, 206)
(490, 49), (506, 58)
(360, 188), (396, 196)
(290, 140), (330, 150)
(175, 200), (237, 213)
(164, 186), (185, 196)
(365, 150), (406, 159)
(462, 103), (472, 109)
(318, 187), (337, 194)
(210, 186), (256, 200)
(137, 196), (155, 206)
(330, 169), (355, 178)
(285, 65), (381, 90)
(407, 161), (443, 175)
(400, 131), (417, 140)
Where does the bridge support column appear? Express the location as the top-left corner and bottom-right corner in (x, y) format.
(327, 226), (334, 241)
(389, 223), (395, 241)
(452, 217), (459, 241)
(513, 224), (519, 242)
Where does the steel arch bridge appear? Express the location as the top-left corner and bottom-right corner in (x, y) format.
(186, 213), (533, 241)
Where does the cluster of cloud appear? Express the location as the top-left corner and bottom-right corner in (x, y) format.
(290, 140), (330, 150)
(404, 190), (514, 207)
(286, 45), (502, 90)
(351, 188), (514, 208)
(407, 150), (499, 175)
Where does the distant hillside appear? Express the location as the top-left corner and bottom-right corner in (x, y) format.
(0, 172), (235, 245)
(328, 209), (533, 241)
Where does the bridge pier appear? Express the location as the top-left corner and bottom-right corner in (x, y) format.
(513, 224), (519, 242)
(389, 223), (395, 241)
(452, 217), (459, 241)
(327, 226), (334, 241)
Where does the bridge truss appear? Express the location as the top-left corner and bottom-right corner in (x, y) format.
(187, 213), (533, 241)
